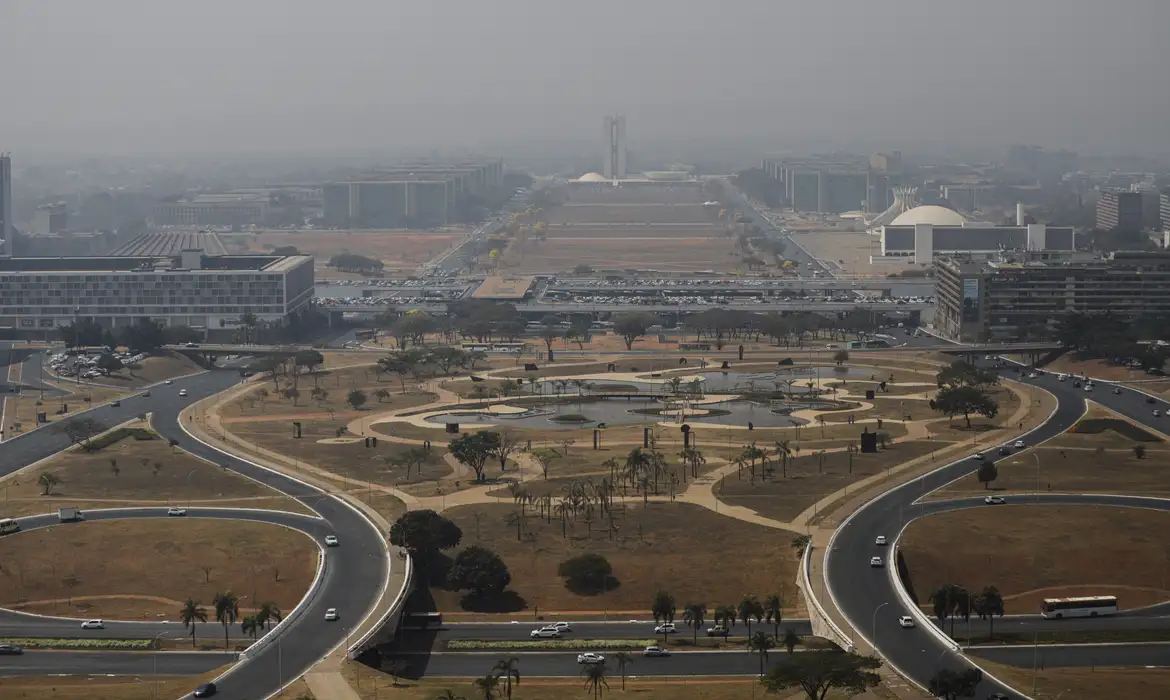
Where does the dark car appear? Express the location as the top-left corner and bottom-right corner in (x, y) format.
(193, 683), (217, 697)
(1147, 397), (1157, 404)
(986, 693), (1011, 700)
(0, 643), (23, 655)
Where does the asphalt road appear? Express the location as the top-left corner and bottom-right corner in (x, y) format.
(827, 363), (1170, 696)
(418, 650), (770, 677)
(0, 367), (393, 699)
(428, 621), (814, 642)
(0, 650), (235, 676)
(969, 642), (1170, 669)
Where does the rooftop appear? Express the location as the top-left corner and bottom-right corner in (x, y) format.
(0, 253), (311, 274)
(473, 275), (536, 300)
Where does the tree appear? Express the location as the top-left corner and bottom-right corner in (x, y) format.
(833, 350), (849, 366)
(347, 389), (368, 410)
(612, 312), (655, 350)
(934, 386), (999, 428)
(971, 585), (1005, 640)
(390, 510), (463, 578)
(257, 600), (282, 630)
(791, 534), (812, 557)
(936, 361), (998, 390)
(38, 472), (60, 496)
(612, 651), (633, 690)
(761, 651), (882, 700)
(976, 461), (998, 489)
(781, 627), (801, 654)
(96, 353), (124, 375)
(241, 615), (261, 639)
(928, 668), (983, 700)
(374, 388), (391, 403)
(447, 546), (512, 599)
(472, 673), (499, 700)
(179, 598), (207, 647)
(651, 590), (676, 640)
(449, 431), (502, 482)
(557, 553), (614, 595)
(57, 417), (106, 451)
(293, 349), (324, 378)
(930, 584), (970, 637)
(765, 594), (784, 637)
(581, 661), (609, 700)
(431, 346), (469, 374)
(1134, 444), (1147, 459)
(212, 590), (240, 650)
(492, 657), (521, 700)
(683, 602), (707, 644)
(739, 595), (765, 636)
(748, 631), (774, 675)
(539, 315), (562, 362)
(389, 445), (431, 480)
(492, 431), (520, 472)
(239, 312), (259, 344)
(530, 448), (560, 479)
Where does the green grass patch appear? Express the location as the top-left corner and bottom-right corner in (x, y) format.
(85, 426), (156, 451)
(965, 628), (1170, 647)
(1068, 418), (1161, 442)
(447, 638), (657, 651)
(0, 637), (156, 650)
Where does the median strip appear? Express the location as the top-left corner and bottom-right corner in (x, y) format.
(446, 639), (658, 651)
(0, 637), (156, 651)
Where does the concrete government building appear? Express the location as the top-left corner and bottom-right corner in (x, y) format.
(0, 251), (314, 337)
(872, 205), (1074, 264)
(322, 161), (503, 229)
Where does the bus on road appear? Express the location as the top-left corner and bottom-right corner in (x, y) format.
(1041, 596), (1118, 618)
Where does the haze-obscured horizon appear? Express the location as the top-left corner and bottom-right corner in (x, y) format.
(3, 0), (1168, 158)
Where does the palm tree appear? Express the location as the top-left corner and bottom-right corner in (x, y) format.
(212, 590), (240, 650)
(179, 598), (207, 648)
(37, 472), (59, 496)
(738, 595), (764, 636)
(492, 657), (520, 700)
(240, 615), (260, 639)
(748, 631), (774, 675)
(781, 627), (800, 654)
(774, 440), (791, 478)
(581, 661), (609, 700)
(612, 651), (633, 690)
(434, 692), (468, 700)
(764, 594), (783, 638)
(257, 601), (282, 630)
(683, 602), (707, 644)
(239, 312), (258, 344)
(472, 673), (499, 700)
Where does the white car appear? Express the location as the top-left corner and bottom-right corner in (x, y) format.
(874, 535), (888, 546)
(324, 608), (339, 621)
(898, 616), (916, 628)
(324, 535), (339, 547)
(165, 380), (173, 385)
(167, 507), (186, 516)
(643, 645), (671, 657)
(870, 556), (884, 568)
(1028, 372), (1038, 379)
(1013, 440), (1025, 449)
(1156, 410), (1163, 418)
(972, 452), (985, 461)
(530, 628), (560, 639)
(548, 621), (571, 632)
(80, 619), (105, 629)
(654, 622), (677, 634)
(1083, 384), (1093, 392)
(577, 652), (605, 664)
(985, 495), (1006, 505)
(179, 389), (188, 397)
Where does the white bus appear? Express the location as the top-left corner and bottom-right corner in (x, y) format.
(0, 518), (19, 535)
(460, 342), (526, 355)
(1041, 595), (1118, 619)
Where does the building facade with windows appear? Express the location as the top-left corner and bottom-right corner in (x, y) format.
(1096, 190), (1143, 234)
(934, 251), (1170, 342)
(0, 252), (314, 335)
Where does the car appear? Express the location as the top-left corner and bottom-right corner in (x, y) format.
(142, 390), (150, 397)
(192, 683), (218, 698)
(179, 389), (188, 397)
(111, 399), (121, 407)
(972, 452), (985, 461)
(1147, 397), (1158, 404)
(985, 694), (1011, 700)
(870, 556), (884, 567)
(654, 622), (677, 634)
(577, 652), (605, 664)
(1028, 372), (1038, 379)
(530, 627), (560, 638)
(1013, 440), (1025, 449)
(185, 342), (199, 348)
(1155, 410), (1162, 418)
(1113, 387), (1122, 394)
(985, 495), (1006, 505)
(874, 535), (887, 546)
(1083, 384), (1093, 392)
(165, 379), (173, 385)
(0, 643), (23, 655)
(643, 645), (671, 657)
(325, 535), (339, 547)
(548, 621), (572, 632)
(325, 608), (339, 621)
(706, 625), (728, 636)
(80, 619), (105, 629)
(167, 507), (186, 516)
(1058, 373), (1068, 382)
(897, 616), (916, 628)
(997, 446), (1009, 456)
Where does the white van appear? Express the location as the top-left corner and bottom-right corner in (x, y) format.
(1058, 373), (1068, 382)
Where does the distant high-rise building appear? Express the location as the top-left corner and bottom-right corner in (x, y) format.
(0, 154), (11, 256)
(1096, 190), (1143, 235)
(1160, 191), (1170, 232)
(602, 115), (627, 180)
(32, 202), (69, 235)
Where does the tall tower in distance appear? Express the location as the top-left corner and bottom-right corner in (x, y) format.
(0, 154), (11, 256)
(602, 114), (627, 180)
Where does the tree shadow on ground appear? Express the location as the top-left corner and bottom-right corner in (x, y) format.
(459, 590), (528, 613)
(564, 575), (621, 596)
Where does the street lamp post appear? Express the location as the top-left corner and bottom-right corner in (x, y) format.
(871, 602), (889, 659)
(153, 631), (168, 699)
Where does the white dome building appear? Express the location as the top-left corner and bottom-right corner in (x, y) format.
(577, 172), (608, 183)
(889, 205), (967, 227)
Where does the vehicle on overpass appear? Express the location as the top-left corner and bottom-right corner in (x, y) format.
(1041, 595), (1118, 619)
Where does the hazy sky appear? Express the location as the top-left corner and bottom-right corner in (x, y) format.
(2, 0), (1168, 156)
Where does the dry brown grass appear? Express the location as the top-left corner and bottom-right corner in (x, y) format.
(5, 383), (127, 433)
(0, 518), (317, 620)
(503, 237), (744, 274)
(924, 385), (1024, 437)
(221, 229), (465, 275)
(900, 505), (1170, 614)
(975, 657), (1170, 700)
(218, 366), (435, 420)
(0, 665), (239, 700)
(718, 440), (944, 522)
(434, 502), (799, 615)
(0, 427), (309, 518)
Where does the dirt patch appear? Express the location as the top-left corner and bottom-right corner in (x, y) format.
(4, 383), (127, 434)
(0, 425), (309, 518)
(503, 237), (744, 274)
(220, 229), (465, 275)
(900, 505), (1170, 614)
(433, 502), (799, 615)
(0, 665), (240, 700)
(0, 518), (318, 620)
(975, 657), (1170, 700)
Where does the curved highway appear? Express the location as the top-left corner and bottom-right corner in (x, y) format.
(827, 365), (1170, 697)
(0, 368), (392, 699)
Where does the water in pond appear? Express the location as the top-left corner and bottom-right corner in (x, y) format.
(532, 366), (882, 395)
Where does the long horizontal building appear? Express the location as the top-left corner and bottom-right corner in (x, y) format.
(323, 161), (504, 229)
(0, 251), (313, 336)
(874, 205), (1074, 264)
(935, 251), (1170, 342)
(153, 193), (270, 227)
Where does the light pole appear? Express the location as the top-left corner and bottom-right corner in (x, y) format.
(152, 631), (168, 699)
(871, 602), (889, 659)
